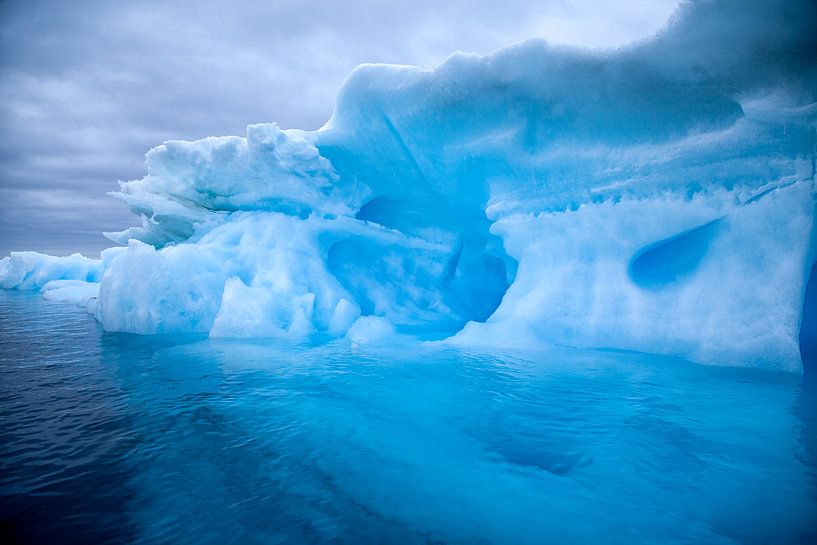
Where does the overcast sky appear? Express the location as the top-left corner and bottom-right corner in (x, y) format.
(0, 0), (678, 256)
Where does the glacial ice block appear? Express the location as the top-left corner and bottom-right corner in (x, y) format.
(0, 251), (103, 290)
(453, 182), (815, 371)
(0, 0), (815, 371)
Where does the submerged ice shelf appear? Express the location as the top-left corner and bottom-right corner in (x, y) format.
(1, 0), (816, 372)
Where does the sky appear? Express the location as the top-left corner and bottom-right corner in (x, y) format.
(0, 0), (679, 256)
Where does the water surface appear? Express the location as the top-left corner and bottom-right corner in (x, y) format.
(1, 290), (815, 544)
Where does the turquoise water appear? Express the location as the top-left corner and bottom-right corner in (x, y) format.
(1, 290), (815, 544)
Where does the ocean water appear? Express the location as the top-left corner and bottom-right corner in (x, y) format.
(1, 290), (815, 545)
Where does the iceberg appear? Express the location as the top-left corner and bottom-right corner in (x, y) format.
(1, 0), (815, 372)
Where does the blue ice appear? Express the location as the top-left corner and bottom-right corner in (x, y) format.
(1, 0), (815, 372)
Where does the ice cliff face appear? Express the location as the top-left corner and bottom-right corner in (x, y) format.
(2, 0), (815, 372)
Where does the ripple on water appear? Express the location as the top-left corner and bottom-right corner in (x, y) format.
(1, 290), (816, 544)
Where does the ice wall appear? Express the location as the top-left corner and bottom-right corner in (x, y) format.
(1, 0), (815, 371)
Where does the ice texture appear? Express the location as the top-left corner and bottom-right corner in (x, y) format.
(1, 0), (815, 372)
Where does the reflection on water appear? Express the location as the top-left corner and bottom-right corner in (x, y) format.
(1, 290), (816, 544)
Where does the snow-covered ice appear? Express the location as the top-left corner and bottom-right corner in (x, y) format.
(2, 0), (815, 371)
